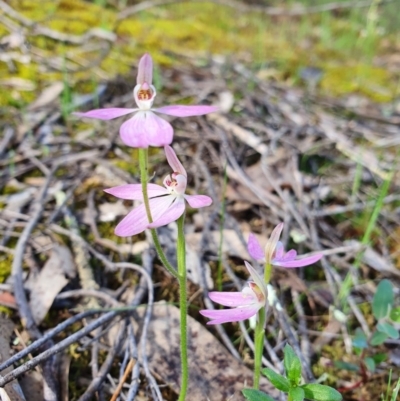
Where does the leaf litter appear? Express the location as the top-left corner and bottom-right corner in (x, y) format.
(0, 1), (400, 401)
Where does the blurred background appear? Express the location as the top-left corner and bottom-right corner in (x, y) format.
(1, 0), (399, 108)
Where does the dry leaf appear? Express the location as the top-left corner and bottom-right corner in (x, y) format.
(18, 372), (43, 401)
(345, 240), (400, 277)
(0, 317), (26, 401)
(28, 82), (64, 110)
(28, 245), (76, 324)
(134, 302), (279, 400)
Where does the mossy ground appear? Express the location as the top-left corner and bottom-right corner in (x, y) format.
(1, 0), (399, 108)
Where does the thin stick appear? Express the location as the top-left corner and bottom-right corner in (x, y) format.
(109, 359), (135, 401)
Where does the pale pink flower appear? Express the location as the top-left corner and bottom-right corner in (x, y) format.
(74, 53), (217, 148)
(104, 146), (212, 237)
(247, 223), (322, 268)
(199, 262), (267, 325)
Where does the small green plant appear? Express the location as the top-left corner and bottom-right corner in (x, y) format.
(242, 345), (342, 401)
(338, 279), (400, 375)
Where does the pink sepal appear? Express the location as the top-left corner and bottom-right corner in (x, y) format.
(199, 306), (258, 325)
(164, 145), (187, 176)
(274, 253), (323, 268)
(104, 183), (167, 200)
(137, 53), (153, 85)
(208, 291), (256, 307)
(184, 194), (212, 208)
(265, 223), (284, 263)
(247, 233), (264, 260)
(73, 108), (136, 120)
(154, 105), (218, 117)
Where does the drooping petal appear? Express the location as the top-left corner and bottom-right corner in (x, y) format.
(73, 108), (136, 120)
(244, 261), (267, 301)
(120, 111), (173, 148)
(164, 145), (187, 176)
(137, 53), (153, 85)
(154, 105), (218, 117)
(199, 306), (259, 325)
(114, 196), (174, 237)
(148, 198), (185, 228)
(184, 194), (212, 208)
(208, 291), (257, 307)
(265, 223), (284, 264)
(273, 253), (323, 268)
(247, 233), (265, 261)
(104, 183), (168, 200)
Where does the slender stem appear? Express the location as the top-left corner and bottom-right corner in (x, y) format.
(217, 162), (228, 292)
(138, 148), (178, 278)
(253, 261), (272, 388)
(253, 307), (266, 389)
(264, 262), (272, 284)
(177, 213), (189, 400)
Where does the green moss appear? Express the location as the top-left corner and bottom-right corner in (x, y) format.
(0, 254), (13, 283)
(2, 0), (399, 109)
(321, 64), (393, 102)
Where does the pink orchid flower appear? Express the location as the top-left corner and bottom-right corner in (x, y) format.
(104, 145), (212, 237)
(199, 261), (267, 325)
(247, 223), (322, 268)
(74, 53), (218, 148)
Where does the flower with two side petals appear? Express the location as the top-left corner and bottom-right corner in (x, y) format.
(247, 223), (322, 268)
(199, 262), (267, 325)
(104, 146), (212, 237)
(74, 53), (218, 148)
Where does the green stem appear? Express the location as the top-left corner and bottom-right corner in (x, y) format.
(138, 148), (178, 278)
(253, 262), (272, 388)
(253, 306), (266, 389)
(217, 162), (228, 292)
(264, 262), (272, 284)
(177, 213), (189, 400)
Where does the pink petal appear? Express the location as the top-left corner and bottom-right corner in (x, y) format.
(73, 108), (136, 120)
(209, 291), (257, 307)
(184, 194), (212, 208)
(120, 111), (173, 148)
(247, 233), (264, 260)
(137, 53), (153, 85)
(274, 253), (323, 268)
(148, 198), (185, 228)
(283, 249), (297, 261)
(199, 306), (259, 325)
(114, 196), (174, 237)
(164, 145), (186, 176)
(154, 105), (218, 117)
(265, 223), (284, 264)
(104, 183), (167, 200)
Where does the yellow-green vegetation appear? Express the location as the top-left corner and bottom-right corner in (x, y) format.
(0, 254), (13, 283)
(1, 0), (399, 108)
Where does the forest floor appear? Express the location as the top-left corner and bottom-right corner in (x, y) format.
(0, 1), (400, 400)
